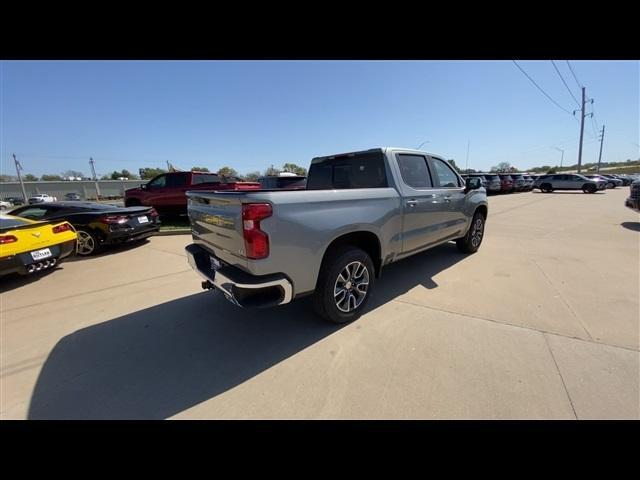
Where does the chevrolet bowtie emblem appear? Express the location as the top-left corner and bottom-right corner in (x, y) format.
(32, 232), (41, 238)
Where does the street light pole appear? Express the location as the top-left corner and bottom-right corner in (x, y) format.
(553, 147), (565, 169)
(416, 140), (430, 150)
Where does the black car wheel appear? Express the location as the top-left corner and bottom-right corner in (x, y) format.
(76, 229), (100, 256)
(313, 246), (375, 324)
(540, 183), (553, 193)
(457, 210), (485, 254)
(582, 184), (597, 194)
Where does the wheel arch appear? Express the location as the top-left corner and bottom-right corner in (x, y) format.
(320, 230), (383, 279)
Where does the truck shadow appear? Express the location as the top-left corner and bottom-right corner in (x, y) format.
(27, 244), (464, 419)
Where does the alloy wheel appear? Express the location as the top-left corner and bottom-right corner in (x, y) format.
(76, 231), (95, 255)
(334, 261), (370, 313)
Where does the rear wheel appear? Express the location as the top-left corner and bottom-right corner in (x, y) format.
(312, 246), (374, 324)
(582, 184), (596, 194)
(540, 183), (553, 193)
(456, 210), (485, 254)
(76, 229), (101, 256)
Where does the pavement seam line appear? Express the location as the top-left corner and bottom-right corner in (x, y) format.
(542, 333), (579, 420)
(529, 258), (594, 341)
(1, 269), (193, 313)
(389, 298), (639, 353)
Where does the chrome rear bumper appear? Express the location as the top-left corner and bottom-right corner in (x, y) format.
(185, 243), (293, 307)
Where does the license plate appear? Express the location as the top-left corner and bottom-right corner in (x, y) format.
(31, 248), (52, 261)
(138, 216), (149, 224)
(210, 256), (221, 271)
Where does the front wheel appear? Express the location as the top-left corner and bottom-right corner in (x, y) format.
(582, 184), (596, 194)
(457, 211), (485, 254)
(312, 246), (375, 324)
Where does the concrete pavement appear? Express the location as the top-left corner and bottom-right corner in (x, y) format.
(1, 188), (638, 419)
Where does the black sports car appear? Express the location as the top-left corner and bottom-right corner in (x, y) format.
(10, 201), (160, 256)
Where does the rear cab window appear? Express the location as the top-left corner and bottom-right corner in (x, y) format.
(396, 154), (432, 188)
(192, 173), (221, 184)
(307, 150), (388, 190)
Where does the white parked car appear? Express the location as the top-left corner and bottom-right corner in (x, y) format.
(0, 200), (12, 210)
(28, 194), (57, 204)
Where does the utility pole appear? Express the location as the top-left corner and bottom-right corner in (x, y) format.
(13, 154), (28, 203)
(596, 125), (605, 173)
(89, 157), (101, 200)
(574, 87), (593, 174)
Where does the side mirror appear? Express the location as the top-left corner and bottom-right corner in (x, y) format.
(465, 177), (482, 192)
(141, 183), (148, 190)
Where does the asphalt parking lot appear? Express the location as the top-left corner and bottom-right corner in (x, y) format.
(1, 188), (638, 419)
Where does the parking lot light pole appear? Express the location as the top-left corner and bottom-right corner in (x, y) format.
(553, 147), (565, 169)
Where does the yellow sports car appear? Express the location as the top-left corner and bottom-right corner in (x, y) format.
(0, 213), (77, 276)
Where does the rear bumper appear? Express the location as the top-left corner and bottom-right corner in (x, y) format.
(185, 243), (293, 308)
(0, 239), (75, 276)
(102, 225), (159, 244)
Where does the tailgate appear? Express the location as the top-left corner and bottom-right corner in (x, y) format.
(187, 191), (248, 265)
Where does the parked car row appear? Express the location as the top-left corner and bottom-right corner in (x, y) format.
(461, 173), (536, 194)
(1, 201), (161, 280)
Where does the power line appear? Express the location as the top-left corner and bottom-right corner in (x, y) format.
(566, 61), (583, 89)
(512, 60), (574, 115)
(551, 60), (580, 106)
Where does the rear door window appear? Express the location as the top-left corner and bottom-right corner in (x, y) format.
(166, 173), (189, 188)
(396, 154), (432, 188)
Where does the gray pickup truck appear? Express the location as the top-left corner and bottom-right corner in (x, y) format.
(185, 147), (488, 323)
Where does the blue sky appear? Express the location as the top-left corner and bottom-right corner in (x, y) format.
(1, 60), (638, 178)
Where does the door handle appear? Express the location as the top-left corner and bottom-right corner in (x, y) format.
(406, 200), (418, 207)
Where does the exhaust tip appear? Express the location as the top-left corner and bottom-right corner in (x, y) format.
(50, 258), (57, 266)
(35, 262), (43, 271)
(27, 264), (35, 273)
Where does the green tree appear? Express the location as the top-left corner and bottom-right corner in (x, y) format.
(282, 163), (308, 176)
(547, 168), (557, 174)
(41, 174), (63, 181)
(139, 167), (167, 180)
(244, 171), (261, 181)
(191, 166), (210, 172)
(217, 166), (238, 179)
(263, 166), (281, 176)
(23, 174), (39, 181)
(63, 170), (84, 179)
(490, 161), (512, 173)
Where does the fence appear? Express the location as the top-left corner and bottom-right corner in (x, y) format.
(0, 180), (143, 202)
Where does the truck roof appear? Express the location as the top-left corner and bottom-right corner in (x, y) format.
(312, 147), (443, 162)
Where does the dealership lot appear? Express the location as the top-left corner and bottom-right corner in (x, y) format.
(1, 188), (638, 419)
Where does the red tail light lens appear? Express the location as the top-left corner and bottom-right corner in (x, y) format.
(100, 215), (129, 225)
(0, 235), (18, 244)
(242, 203), (272, 259)
(52, 223), (73, 234)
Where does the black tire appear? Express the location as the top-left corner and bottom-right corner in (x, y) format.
(312, 246), (375, 324)
(540, 183), (553, 193)
(582, 184), (596, 194)
(75, 229), (101, 256)
(456, 210), (486, 254)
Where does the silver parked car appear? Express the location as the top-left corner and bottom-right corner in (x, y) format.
(533, 174), (606, 193)
(478, 173), (502, 194)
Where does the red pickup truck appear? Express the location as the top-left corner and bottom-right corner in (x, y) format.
(124, 171), (261, 214)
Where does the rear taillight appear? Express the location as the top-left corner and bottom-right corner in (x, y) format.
(149, 208), (159, 217)
(0, 235), (18, 244)
(100, 215), (129, 225)
(242, 203), (272, 259)
(52, 223), (73, 234)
